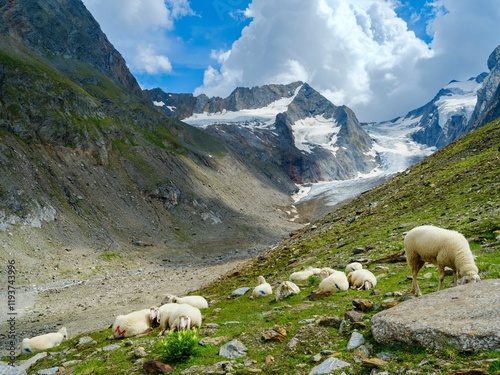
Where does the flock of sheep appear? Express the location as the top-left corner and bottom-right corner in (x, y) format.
(20, 225), (481, 354)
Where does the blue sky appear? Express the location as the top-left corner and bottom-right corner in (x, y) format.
(82, 0), (499, 122)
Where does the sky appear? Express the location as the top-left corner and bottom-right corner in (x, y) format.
(82, 0), (500, 122)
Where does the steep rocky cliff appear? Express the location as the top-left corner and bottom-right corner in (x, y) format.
(467, 44), (500, 132)
(0, 0), (301, 269)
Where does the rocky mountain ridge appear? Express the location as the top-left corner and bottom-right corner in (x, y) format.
(148, 82), (378, 182)
(467, 44), (500, 133)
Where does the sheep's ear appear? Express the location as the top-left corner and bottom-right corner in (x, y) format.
(475, 274), (481, 282)
(461, 276), (468, 284)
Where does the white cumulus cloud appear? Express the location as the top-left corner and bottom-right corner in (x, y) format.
(132, 44), (173, 74)
(194, 0), (500, 122)
(82, 0), (194, 74)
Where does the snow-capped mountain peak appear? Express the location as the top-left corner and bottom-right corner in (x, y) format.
(435, 78), (483, 128)
(148, 82), (378, 182)
(182, 84), (302, 128)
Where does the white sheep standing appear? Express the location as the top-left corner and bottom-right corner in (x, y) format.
(168, 303), (202, 332)
(150, 304), (183, 336)
(112, 309), (153, 338)
(347, 269), (377, 290)
(21, 327), (67, 353)
(161, 294), (208, 309)
(318, 270), (349, 293)
(345, 262), (363, 274)
(252, 275), (273, 297)
(404, 225), (481, 296)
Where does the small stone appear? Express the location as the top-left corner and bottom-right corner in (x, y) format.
(219, 361), (233, 372)
(353, 345), (371, 360)
(102, 344), (120, 351)
(347, 331), (365, 350)
(312, 354), (322, 362)
(223, 321), (241, 325)
(232, 287), (251, 297)
(309, 357), (351, 374)
(143, 360), (173, 374)
(219, 339), (247, 359)
(77, 337), (97, 347)
(199, 336), (229, 346)
(345, 310), (365, 322)
(353, 299), (373, 311)
(262, 329), (286, 342)
(36, 367), (59, 375)
(61, 360), (81, 367)
(265, 355), (274, 364)
(352, 247), (365, 254)
(299, 318), (316, 324)
(362, 357), (388, 367)
(133, 347), (147, 358)
(317, 316), (342, 328)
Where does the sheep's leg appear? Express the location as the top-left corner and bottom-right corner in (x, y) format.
(437, 265), (446, 290)
(410, 259), (425, 296)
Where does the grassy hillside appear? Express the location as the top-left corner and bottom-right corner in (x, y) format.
(12, 119), (500, 374)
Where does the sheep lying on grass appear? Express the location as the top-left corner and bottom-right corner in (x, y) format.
(345, 262), (363, 274)
(21, 327), (67, 353)
(161, 294), (208, 309)
(404, 225), (481, 296)
(347, 269), (377, 290)
(318, 270), (349, 293)
(275, 281), (300, 301)
(112, 309), (153, 338)
(289, 269), (315, 284)
(252, 275), (272, 297)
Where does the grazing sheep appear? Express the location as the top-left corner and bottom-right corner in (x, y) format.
(348, 269), (377, 290)
(275, 281), (301, 301)
(112, 309), (153, 338)
(318, 270), (349, 293)
(345, 262), (363, 274)
(21, 327), (67, 353)
(289, 270), (315, 284)
(252, 275), (273, 297)
(404, 225), (481, 296)
(161, 294), (208, 309)
(150, 304), (183, 336)
(168, 303), (202, 332)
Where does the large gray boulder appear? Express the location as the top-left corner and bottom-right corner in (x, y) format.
(371, 279), (500, 351)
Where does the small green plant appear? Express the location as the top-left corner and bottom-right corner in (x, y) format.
(489, 360), (500, 374)
(155, 330), (201, 363)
